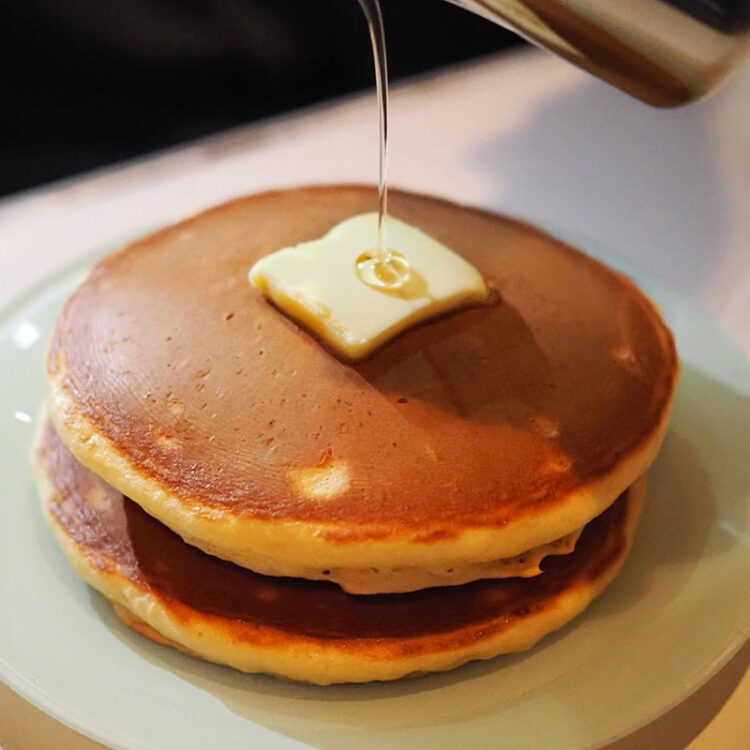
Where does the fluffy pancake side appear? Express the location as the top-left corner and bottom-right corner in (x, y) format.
(35, 420), (645, 685)
(46, 186), (676, 580)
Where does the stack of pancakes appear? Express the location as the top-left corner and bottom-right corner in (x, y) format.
(33, 186), (678, 684)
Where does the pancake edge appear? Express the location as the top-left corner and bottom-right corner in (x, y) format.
(34, 432), (646, 684)
(47, 370), (670, 572)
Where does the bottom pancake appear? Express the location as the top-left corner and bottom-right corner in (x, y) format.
(34, 420), (645, 685)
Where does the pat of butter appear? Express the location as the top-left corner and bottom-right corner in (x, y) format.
(248, 212), (488, 360)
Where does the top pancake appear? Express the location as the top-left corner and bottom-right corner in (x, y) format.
(47, 185), (677, 572)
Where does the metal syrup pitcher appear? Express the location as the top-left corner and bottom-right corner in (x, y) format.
(448, 0), (750, 105)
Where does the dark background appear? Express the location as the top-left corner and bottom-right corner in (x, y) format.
(1, 0), (521, 198)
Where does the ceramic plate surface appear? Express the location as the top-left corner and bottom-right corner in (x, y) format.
(1, 250), (748, 750)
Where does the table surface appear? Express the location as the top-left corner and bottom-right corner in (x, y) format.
(0, 48), (748, 750)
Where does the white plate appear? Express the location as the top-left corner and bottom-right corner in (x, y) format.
(1, 250), (749, 750)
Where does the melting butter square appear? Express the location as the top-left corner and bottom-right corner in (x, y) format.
(248, 212), (487, 360)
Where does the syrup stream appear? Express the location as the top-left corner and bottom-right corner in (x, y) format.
(358, 0), (389, 254)
(357, 0), (412, 291)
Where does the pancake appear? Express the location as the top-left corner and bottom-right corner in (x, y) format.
(46, 185), (677, 590)
(34, 420), (645, 684)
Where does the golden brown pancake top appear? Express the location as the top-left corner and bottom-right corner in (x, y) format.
(39, 421), (630, 643)
(49, 186), (676, 534)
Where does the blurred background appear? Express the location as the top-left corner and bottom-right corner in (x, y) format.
(1, 0), (521, 198)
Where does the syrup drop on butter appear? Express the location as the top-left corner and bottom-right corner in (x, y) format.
(356, 250), (411, 290)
